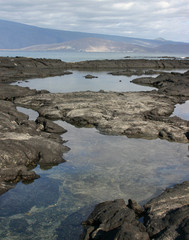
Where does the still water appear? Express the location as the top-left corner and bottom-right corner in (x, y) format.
(0, 120), (188, 240)
(12, 70), (156, 93)
(0, 52), (189, 240)
(172, 100), (189, 121)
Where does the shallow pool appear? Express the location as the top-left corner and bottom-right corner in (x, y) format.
(12, 70), (156, 93)
(0, 119), (188, 240)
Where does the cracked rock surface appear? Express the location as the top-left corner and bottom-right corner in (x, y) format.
(15, 90), (189, 143)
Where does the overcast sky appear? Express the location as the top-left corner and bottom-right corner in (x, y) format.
(0, 0), (189, 42)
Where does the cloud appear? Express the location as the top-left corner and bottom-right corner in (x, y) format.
(113, 2), (134, 10)
(0, 0), (188, 42)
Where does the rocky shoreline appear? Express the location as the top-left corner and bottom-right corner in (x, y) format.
(81, 181), (189, 240)
(0, 56), (189, 239)
(0, 84), (69, 195)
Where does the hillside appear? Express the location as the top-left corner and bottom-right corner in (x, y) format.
(21, 37), (151, 53)
(0, 19), (189, 53)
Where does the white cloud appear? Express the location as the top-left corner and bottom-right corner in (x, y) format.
(157, 1), (170, 8)
(0, 0), (188, 42)
(113, 2), (134, 10)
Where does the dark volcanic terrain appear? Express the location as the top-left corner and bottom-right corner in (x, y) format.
(0, 56), (188, 239)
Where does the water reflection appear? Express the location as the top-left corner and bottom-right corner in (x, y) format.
(172, 100), (189, 120)
(0, 121), (188, 240)
(16, 107), (39, 121)
(12, 70), (156, 93)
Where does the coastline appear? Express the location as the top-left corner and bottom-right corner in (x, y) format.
(0, 56), (188, 239)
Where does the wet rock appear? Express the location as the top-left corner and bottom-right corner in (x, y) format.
(84, 74), (98, 79)
(81, 181), (189, 240)
(36, 117), (67, 134)
(109, 69), (143, 76)
(16, 91), (189, 143)
(0, 84), (37, 101)
(144, 181), (189, 239)
(127, 199), (144, 218)
(132, 71), (189, 98)
(0, 57), (70, 83)
(68, 59), (189, 70)
(0, 57), (189, 84)
(0, 94), (69, 194)
(81, 199), (149, 240)
(109, 69), (163, 76)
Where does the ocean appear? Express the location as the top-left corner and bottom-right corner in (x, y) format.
(0, 50), (188, 62)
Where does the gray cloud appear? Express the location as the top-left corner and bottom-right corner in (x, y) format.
(0, 0), (188, 42)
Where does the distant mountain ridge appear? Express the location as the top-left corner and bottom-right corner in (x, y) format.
(0, 19), (189, 53)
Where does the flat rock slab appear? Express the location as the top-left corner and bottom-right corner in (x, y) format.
(16, 91), (189, 143)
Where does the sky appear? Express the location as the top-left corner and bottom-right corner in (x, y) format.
(0, 0), (189, 42)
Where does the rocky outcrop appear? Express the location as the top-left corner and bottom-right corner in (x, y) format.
(109, 69), (164, 76)
(0, 85), (69, 195)
(144, 181), (189, 239)
(84, 74), (98, 79)
(15, 90), (189, 143)
(0, 57), (71, 83)
(68, 59), (189, 70)
(132, 71), (189, 98)
(81, 181), (189, 240)
(0, 57), (189, 84)
(81, 199), (149, 240)
(0, 57), (189, 195)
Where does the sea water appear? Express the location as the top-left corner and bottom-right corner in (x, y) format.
(0, 51), (189, 240)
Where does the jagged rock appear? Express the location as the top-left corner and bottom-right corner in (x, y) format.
(36, 117), (67, 134)
(144, 181), (189, 239)
(0, 95), (69, 195)
(0, 57), (70, 83)
(81, 199), (149, 240)
(132, 71), (189, 98)
(81, 182), (189, 240)
(127, 199), (144, 218)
